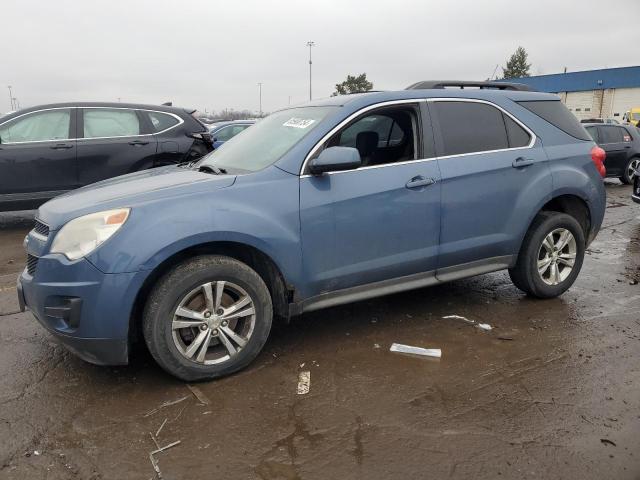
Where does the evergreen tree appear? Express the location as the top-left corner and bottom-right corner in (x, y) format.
(502, 47), (531, 79)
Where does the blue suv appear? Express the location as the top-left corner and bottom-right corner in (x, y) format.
(18, 81), (607, 381)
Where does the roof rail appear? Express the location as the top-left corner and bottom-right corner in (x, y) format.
(405, 80), (535, 92)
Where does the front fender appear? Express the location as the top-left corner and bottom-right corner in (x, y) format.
(86, 167), (303, 289)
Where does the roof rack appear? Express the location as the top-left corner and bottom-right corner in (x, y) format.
(405, 80), (535, 92)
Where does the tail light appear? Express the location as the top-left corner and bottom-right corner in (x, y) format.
(591, 146), (606, 178)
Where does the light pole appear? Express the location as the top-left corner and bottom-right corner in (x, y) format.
(306, 41), (315, 100)
(8, 86), (13, 110)
(258, 82), (263, 116)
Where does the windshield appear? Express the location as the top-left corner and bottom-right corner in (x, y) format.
(198, 106), (336, 173)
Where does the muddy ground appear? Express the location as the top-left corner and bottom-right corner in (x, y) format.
(0, 181), (639, 480)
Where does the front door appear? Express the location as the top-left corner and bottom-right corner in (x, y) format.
(77, 107), (157, 186)
(299, 103), (441, 298)
(0, 108), (77, 203)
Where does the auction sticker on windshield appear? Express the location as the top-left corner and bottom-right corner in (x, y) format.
(283, 118), (316, 128)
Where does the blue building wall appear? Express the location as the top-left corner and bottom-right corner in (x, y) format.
(502, 66), (640, 93)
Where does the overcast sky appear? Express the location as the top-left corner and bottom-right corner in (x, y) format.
(2, 0), (638, 114)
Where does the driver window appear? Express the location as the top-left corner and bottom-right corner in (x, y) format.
(325, 105), (419, 167)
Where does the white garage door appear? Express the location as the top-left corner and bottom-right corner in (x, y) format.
(610, 88), (640, 120)
(564, 91), (595, 120)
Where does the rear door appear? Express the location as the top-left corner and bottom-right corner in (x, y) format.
(76, 107), (158, 186)
(0, 108), (78, 200)
(597, 125), (627, 176)
(430, 99), (550, 278)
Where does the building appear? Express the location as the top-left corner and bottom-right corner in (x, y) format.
(506, 66), (640, 121)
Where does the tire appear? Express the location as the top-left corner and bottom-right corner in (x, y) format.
(509, 212), (585, 298)
(143, 255), (273, 381)
(620, 157), (640, 185)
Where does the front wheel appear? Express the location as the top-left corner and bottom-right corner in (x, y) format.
(509, 212), (585, 298)
(143, 255), (273, 381)
(620, 157), (640, 185)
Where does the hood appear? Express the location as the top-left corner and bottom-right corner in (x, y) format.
(39, 166), (236, 229)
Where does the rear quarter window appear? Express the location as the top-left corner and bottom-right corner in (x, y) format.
(517, 100), (592, 141)
(147, 111), (180, 132)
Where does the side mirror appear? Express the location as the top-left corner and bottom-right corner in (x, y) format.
(308, 146), (361, 175)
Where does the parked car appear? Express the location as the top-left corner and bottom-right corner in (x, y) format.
(0, 102), (213, 211)
(580, 118), (619, 124)
(583, 123), (640, 184)
(18, 81), (606, 381)
(209, 120), (255, 149)
(633, 173), (640, 204)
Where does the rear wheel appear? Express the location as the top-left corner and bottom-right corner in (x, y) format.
(621, 157), (640, 185)
(509, 212), (585, 298)
(143, 255), (272, 381)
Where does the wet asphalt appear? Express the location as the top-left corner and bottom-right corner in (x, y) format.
(0, 181), (639, 479)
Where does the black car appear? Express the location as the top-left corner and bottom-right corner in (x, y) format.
(584, 123), (640, 184)
(0, 102), (213, 211)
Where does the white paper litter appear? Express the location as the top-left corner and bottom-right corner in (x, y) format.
(390, 343), (441, 358)
(443, 315), (492, 331)
(297, 371), (311, 394)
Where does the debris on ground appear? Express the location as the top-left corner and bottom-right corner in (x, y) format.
(390, 343), (441, 358)
(373, 343), (381, 349)
(442, 314), (492, 332)
(187, 384), (211, 405)
(152, 440), (181, 455)
(143, 395), (190, 417)
(149, 439), (181, 479)
(149, 432), (161, 449)
(600, 439), (617, 447)
(297, 371), (311, 395)
(497, 336), (514, 341)
(155, 418), (168, 437)
(149, 453), (162, 479)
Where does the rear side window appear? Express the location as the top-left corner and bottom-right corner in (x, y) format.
(598, 126), (624, 144)
(434, 101), (509, 156)
(517, 100), (591, 141)
(214, 125), (250, 142)
(147, 111), (179, 132)
(83, 108), (140, 138)
(585, 126), (599, 143)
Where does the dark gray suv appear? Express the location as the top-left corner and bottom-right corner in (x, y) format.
(0, 102), (213, 211)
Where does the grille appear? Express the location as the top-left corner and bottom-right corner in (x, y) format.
(26, 254), (39, 276)
(33, 219), (50, 237)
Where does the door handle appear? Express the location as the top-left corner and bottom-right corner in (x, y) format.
(129, 140), (149, 146)
(512, 157), (534, 168)
(50, 143), (73, 150)
(405, 176), (436, 189)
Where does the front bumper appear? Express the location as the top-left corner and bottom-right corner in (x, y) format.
(18, 253), (142, 366)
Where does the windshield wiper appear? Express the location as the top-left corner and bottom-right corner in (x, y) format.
(199, 164), (227, 175)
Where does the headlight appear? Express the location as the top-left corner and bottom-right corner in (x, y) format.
(50, 208), (130, 260)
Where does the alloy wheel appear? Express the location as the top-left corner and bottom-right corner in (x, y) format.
(537, 228), (577, 286)
(171, 281), (256, 365)
(628, 158), (640, 180)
